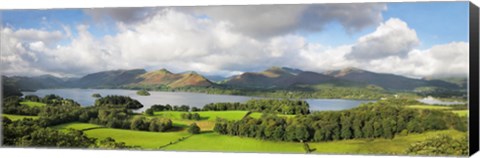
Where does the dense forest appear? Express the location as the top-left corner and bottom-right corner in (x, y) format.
(143, 99), (310, 115)
(213, 99), (466, 142)
(94, 95), (144, 109)
(203, 99), (310, 115)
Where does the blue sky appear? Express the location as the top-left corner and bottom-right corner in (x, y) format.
(304, 2), (469, 49)
(2, 2), (469, 48)
(0, 2), (471, 78)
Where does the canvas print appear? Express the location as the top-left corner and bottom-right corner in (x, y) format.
(0, 2), (472, 156)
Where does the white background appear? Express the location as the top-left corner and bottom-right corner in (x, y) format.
(0, 0), (479, 158)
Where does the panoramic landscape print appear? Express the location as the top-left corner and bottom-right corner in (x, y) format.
(0, 2), (471, 156)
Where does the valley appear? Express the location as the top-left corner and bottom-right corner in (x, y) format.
(2, 66), (467, 101)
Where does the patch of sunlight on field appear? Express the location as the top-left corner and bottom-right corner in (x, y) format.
(2, 114), (39, 121)
(84, 127), (190, 149)
(309, 129), (465, 155)
(52, 122), (103, 131)
(406, 105), (452, 110)
(163, 132), (303, 153)
(451, 110), (468, 117)
(20, 101), (46, 107)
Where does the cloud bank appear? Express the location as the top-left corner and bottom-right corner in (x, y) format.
(1, 5), (469, 79)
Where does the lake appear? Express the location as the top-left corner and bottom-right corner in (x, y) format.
(22, 89), (371, 112)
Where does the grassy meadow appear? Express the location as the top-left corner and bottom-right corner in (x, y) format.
(84, 127), (190, 149)
(20, 101), (46, 107)
(147, 111), (295, 131)
(50, 121), (464, 154)
(451, 110), (468, 117)
(52, 122), (104, 131)
(406, 105), (452, 110)
(163, 132), (304, 153)
(2, 114), (39, 121)
(308, 129), (464, 155)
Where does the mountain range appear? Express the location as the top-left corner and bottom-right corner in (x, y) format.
(2, 66), (464, 93)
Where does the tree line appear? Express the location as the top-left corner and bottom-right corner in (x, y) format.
(143, 99), (309, 115)
(181, 113), (201, 120)
(79, 107), (173, 132)
(123, 84), (386, 100)
(2, 117), (136, 149)
(2, 95), (173, 132)
(203, 99), (310, 115)
(2, 95), (81, 116)
(213, 103), (466, 142)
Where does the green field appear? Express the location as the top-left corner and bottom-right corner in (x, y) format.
(52, 122), (104, 131)
(164, 129), (464, 154)
(2, 114), (39, 121)
(451, 110), (468, 117)
(20, 101), (46, 107)
(49, 122), (465, 154)
(163, 132), (303, 153)
(84, 127), (190, 149)
(406, 105), (452, 110)
(308, 129), (465, 155)
(150, 111), (294, 131)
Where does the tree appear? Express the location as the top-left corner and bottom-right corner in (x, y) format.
(373, 121), (383, 138)
(382, 118), (394, 139)
(285, 124), (296, 141)
(91, 93), (102, 98)
(352, 117), (363, 138)
(130, 116), (147, 131)
(149, 118), (161, 132)
(192, 113), (201, 120)
(406, 134), (468, 156)
(145, 109), (154, 116)
(136, 90), (150, 96)
(94, 95), (143, 109)
(340, 113), (352, 139)
(191, 107), (201, 112)
(188, 123), (201, 134)
(97, 137), (137, 149)
(313, 127), (326, 142)
(362, 120), (374, 138)
(295, 125), (310, 142)
(272, 126), (285, 141)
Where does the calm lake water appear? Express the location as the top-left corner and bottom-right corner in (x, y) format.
(22, 89), (371, 112)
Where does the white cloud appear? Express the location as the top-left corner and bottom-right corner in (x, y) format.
(1, 9), (468, 79)
(367, 42), (469, 78)
(347, 18), (420, 60)
(181, 3), (386, 38)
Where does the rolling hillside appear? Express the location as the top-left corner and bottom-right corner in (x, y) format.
(323, 67), (460, 91)
(73, 69), (147, 88)
(2, 66), (462, 92)
(134, 69), (213, 88)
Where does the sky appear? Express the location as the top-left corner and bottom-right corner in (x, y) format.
(0, 2), (470, 78)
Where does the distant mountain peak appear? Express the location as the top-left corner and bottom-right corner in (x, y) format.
(266, 66), (282, 70)
(154, 68), (172, 74)
(341, 67), (365, 73)
(180, 71), (198, 75)
(261, 66), (295, 78)
(281, 67), (303, 75)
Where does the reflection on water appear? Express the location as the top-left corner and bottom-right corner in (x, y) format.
(23, 89), (371, 112)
